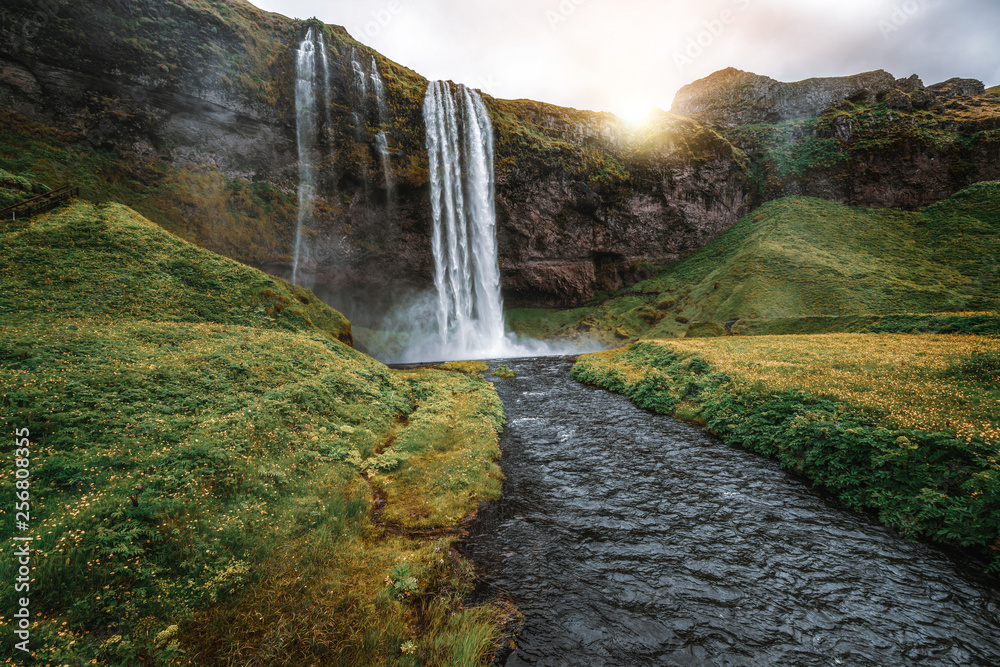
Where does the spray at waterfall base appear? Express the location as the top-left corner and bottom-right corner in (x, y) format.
(367, 81), (601, 363)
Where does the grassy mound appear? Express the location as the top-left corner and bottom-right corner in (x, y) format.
(572, 336), (1000, 573)
(509, 182), (1000, 343)
(0, 204), (508, 665)
(0, 201), (351, 344)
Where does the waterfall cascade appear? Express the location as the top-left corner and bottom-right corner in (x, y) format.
(350, 48), (368, 99)
(317, 31), (331, 130)
(422, 81), (506, 358)
(370, 56), (392, 194)
(292, 27), (319, 284)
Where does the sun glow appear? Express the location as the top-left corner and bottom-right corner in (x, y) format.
(617, 102), (653, 127)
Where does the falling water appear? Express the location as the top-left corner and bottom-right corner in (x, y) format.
(374, 131), (391, 193)
(350, 47), (367, 99)
(370, 57), (392, 193)
(317, 30), (331, 130)
(292, 27), (318, 285)
(423, 81), (506, 358)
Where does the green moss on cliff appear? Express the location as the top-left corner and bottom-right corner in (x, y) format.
(0, 110), (299, 267)
(513, 182), (1000, 342)
(488, 98), (633, 188)
(1, 0), (296, 110)
(0, 166), (47, 208)
(727, 98), (1000, 199)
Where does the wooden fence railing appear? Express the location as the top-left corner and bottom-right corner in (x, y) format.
(0, 185), (80, 221)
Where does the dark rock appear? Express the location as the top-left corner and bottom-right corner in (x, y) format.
(570, 180), (602, 216)
(895, 74), (924, 93)
(927, 78), (986, 98)
(671, 67), (896, 128)
(881, 88), (913, 111)
(909, 89), (936, 110)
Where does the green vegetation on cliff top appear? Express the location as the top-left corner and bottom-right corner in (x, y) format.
(508, 181), (1000, 343)
(726, 97), (1000, 199)
(572, 337), (1000, 573)
(0, 203), (509, 665)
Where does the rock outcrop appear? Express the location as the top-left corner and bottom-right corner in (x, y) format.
(671, 68), (898, 128)
(671, 67), (991, 130)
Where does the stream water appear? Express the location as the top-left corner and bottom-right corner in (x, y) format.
(462, 356), (1000, 666)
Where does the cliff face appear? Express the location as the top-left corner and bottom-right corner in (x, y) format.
(1, 0), (998, 312)
(672, 68), (898, 128)
(489, 102), (753, 305)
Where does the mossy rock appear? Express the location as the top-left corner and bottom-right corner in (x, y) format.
(685, 321), (724, 338)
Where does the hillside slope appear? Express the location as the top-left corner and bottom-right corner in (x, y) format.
(0, 200), (352, 343)
(508, 181), (1000, 342)
(0, 203), (509, 665)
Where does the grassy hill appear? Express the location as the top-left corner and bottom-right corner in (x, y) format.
(0, 200), (352, 342)
(0, 203), (509, 665)
(507, 181), (1000, 342)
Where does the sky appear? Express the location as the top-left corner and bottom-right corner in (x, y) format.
(251, 0), (1000, 123)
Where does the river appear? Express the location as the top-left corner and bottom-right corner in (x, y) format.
(461, 356), (1000, 666)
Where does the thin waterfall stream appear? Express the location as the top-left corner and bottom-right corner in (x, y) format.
(291, 28), (317, 285)
(292, 27), (328, 285)
(463, 356), (1000, 666)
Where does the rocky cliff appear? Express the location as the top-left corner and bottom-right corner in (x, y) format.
(1, 0), (998, 314)
(672, 68), (898, 128)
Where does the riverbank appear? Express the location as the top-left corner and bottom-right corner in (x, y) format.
(572, 334), (1000, 573)
(0, 203), (510, 665)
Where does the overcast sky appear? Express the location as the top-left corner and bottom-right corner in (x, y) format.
(251, 0), (1000, 122)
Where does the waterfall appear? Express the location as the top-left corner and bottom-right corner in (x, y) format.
(370, 56), (392, 194)
(350, 47), (367, 99)
(292, 27), (319, 285)
(423, 81), (505, 358)
(317, 30), (331, 130)
(375, 131), (391, 194)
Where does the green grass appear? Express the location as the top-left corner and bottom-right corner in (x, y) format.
(572, 336), (1000, 573)
(0, 200), (351, 343)
(987, 85), (1000, 97)
(0, 203), (510, 665)
(511, 182), (1000, 343)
